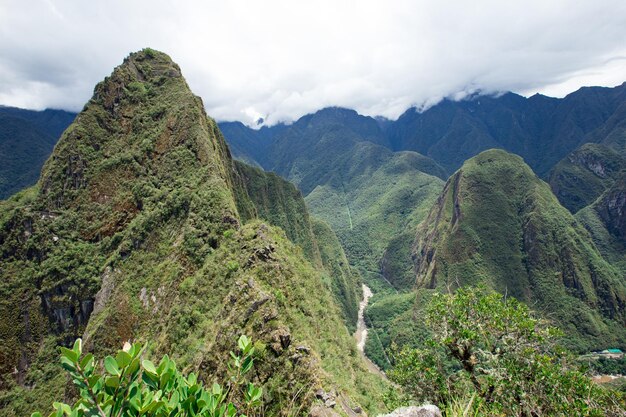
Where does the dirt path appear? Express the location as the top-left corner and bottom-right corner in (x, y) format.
(354, 284), (388, 379)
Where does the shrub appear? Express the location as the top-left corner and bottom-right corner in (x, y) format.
(32, 335), (261, 417)
(388, 286), (625, 416)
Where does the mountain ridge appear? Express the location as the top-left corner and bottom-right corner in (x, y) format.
(0, 49), (383, 416)
(412, 149), (626, 351)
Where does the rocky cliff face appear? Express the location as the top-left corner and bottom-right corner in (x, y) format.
(412, 149), (626, 352)
(549, 143), (625, 213)
(0, 49), (382, 416)
(595, 174), (626, 241)
(575, 173), (626, 271)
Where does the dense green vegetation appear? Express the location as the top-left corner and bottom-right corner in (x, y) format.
(549, 143), (625, 213)
(0, 108), (75, 199)
(363, 291), (424, 370)
(305, 147), (444, 288)
(33, 336), (261, 417)
(576, 173), (626, 273)
(581, 355), (626, 376)
(218, 87), (626, 390)
(387, 287), (625, 416)
(412, 150), (626, 352)
(232, 161), (361, 329)
(0, 49), (385, 417)
(2, 46), (626, 417)
(310, 219), (361, 331)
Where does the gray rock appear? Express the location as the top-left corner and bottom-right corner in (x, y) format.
(379, 405), (442, 417)
(309, 405), (341, 417)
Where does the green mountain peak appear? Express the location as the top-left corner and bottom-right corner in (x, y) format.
(0, 49), (383, 416)
(413, 149), (626, 351)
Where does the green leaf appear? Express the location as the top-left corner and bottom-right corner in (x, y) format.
(128, 358), (140, 376)
(168, 391), (180, 408)
(226, 403), (236, 417)
(160, 370), (172, 388)
(116, 351), (132, 369)
(157, 354), (170, 373)
(238, 335), (250, 352)
(72, 339), (82, 356)
(60, 347), (78, 363)
(142, 371), (159, 389)
(60, 356), (76, 372)
(105, 375), (120, 389)
(188, 372), (197, 385)
(241, 356), (254, 374)
(53, 402), (72, 415)
(87, 375), (100, 388)
(79, 353), (94, 370)
(104, 356), (120, 376)
(142, 359), (157, 375)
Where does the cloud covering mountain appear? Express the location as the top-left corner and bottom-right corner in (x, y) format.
(2, 0), (626, 125)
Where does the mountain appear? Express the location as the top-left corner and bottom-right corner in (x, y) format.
(232, 160), (361, 328)
(219, 121), (287, 168)
(549, 142), (625, 213)
(0, 49), (383, 416)
(220, 108), (447, 289)
(0, 107), (76, 199)
(576, 172), (626, 272)
(412, 149), (626, 351)
(4, 82), (626, 204)
(386, 84), (626, 176)
(549, 99), (626, 213)
(547, 99), (626, 273)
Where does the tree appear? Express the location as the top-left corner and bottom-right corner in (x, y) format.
(32, 335), (262, 417)
(388, 286), (625, 416)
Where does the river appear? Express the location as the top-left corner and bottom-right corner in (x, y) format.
(354, 284), (387, 378)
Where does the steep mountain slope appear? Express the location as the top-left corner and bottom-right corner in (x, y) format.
(549, 142), (625, 213)
(264, 108), (396, 193)
(576, 172), (626, 272)
(387, 84), (626, 175)
(549, 100), (626, 213)
(0, 107), (75, 199)
(412, 149), (626, 351)
(232, 160), (361, 329)
(0, 49), (383, 416)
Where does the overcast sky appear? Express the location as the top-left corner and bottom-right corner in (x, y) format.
(1, 0), (626, 126)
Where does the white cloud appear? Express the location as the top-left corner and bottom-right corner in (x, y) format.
(1, 0), (626, 125)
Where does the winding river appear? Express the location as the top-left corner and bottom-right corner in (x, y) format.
(354, 284), (387, 378)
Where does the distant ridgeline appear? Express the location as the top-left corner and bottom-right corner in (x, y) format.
(0, 49), (383, 417)
(0, 106), (76, 199)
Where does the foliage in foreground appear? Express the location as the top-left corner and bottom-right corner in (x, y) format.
(387, 286), (625, 417)
(33, 336), (261, 417)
